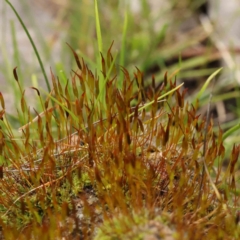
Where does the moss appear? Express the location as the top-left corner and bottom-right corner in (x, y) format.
(0, 46), (239, 239)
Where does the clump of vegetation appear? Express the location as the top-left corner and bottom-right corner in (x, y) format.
(0, 44), (239, 239)
(0, 1), (240, 239)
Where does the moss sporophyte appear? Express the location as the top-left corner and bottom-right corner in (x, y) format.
(0, 46), (239, 239)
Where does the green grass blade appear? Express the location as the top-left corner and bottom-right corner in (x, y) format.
(193, 68), (223, 107)
(5, 0), (51, 92)
(222, 123), (240, 141)
(129, 82), (185, 117)
(96, 52), (118, 103)
(119, 9), (128, 89)
(94, 0), (105, 104)
(94, 0), (102, 53)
